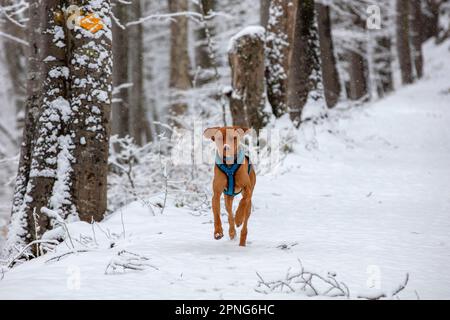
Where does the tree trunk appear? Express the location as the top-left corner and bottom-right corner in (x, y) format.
(316, 3), (341, 108)
(168, 0), (191, 128)
(23, 0), (71, 243)
(0, 0), (27, 133)
(372, 0), (394, 98)
(410, 0), (424, 79)
(422, 0), (441, 42)
(195, 0), (216, 85)
(260, 0), (270, 28)
(129, 0), (150, 145)
(67, 0), (112, 222)
(396, 0), (414, 85)
(346, 9), (369, 101)
(7, 0), (113, 256)
(373, 36), (394, 97)
(287, 0), (322, 127)
(111, 1), (129, 138)
(229, 27), (267, 131)
(265, 0), (297, 118)
(6, 0), (43, 254)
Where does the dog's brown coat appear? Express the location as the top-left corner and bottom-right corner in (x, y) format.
(204, 127), (256, 246)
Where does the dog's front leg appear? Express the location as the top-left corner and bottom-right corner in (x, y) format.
(225, 195), (236, 240)
(212, 191), (224, 240)
(237, 187), (253, 247)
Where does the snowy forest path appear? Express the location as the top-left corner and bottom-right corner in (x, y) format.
(0, 41), (449, 299)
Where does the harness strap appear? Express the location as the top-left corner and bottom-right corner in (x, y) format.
(215, 150), (252, 197)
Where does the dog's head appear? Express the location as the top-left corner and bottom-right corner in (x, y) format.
(204, 126), (250, 163)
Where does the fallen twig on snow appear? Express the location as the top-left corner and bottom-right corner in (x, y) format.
(105, 250), (158, 275)
(255, 259), (350, 298)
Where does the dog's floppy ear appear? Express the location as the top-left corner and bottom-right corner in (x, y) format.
(203, 127), (220, 141)
(234, 127), (251, 137)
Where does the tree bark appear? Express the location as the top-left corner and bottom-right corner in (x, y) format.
(0, 0), (27, 133)
(129, 0), (150, 145)
(373, 36), (394, 97)
(346, 9), (369, 101)
(422, 0), (441, 42)
(396, 0), (414, 85)
(410, 0), (424, 79)
(168, 0), (191, 128)
(260, 0), (270, 28)
(67, 0), (113, 222)
(6, 0), (43, 254)
(287, 0), (322, 126)
(316, 3), (341, 108)
(372, 0), (394, 98)
(111, 0), (129, 139)
(265, 0), (297, 118)
(229, 27), (267, 131)
(195, 0), (216, 85)
(7, 0), (113, 256)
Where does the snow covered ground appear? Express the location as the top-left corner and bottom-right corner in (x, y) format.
(0, 40), (449, 300)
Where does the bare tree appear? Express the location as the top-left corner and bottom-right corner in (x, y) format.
(372, 0), (394, 98)
(410, 0), (424, 79)
(316, 2), (341, 108)
(194, 0), (216, 85)
(111, 0), (129, 139)
(346, 7), (369, 101)
(168, 0), (192, 128)
(260, 0), (270, 28)
(265, 0), (297, 118)
(422, 0), (442, 41)
(396, 0), (414, 84)
(129, 0), (151, 144)
(287, 0), (322, 127)
(7, 0), (43, 255)
(0, 0), (27, 132)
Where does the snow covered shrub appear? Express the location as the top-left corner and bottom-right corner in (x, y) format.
(108, 135), (212, 215)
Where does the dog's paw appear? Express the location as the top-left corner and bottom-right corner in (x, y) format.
(229, 229), (236, 240)
(214, 232), (224, 240)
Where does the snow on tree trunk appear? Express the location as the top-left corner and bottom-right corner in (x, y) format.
(373, 36), (394, 98)
(287, 0), (322, 127)
(228, 26), (268, 131)
(6, 0), (43, 255)
(396, 0), (414, 85)
(372, 1), (394, 98)
(316, 3), (341, 108)
(22, 0), (72, 246)
(410, 0), (424, 79)
(67, 0), (112, 223)
(168, 0), (191, 128)
(111, 0), (129, 139)
(265, 0), (297, 118)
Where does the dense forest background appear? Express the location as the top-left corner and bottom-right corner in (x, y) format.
(0, 0), (449, 258)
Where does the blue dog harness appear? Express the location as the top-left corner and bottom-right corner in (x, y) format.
(215, 149), (252, 197)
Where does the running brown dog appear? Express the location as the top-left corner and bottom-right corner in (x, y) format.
(203, 126), (256, 247)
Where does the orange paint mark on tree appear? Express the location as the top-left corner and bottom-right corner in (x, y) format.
(80, 14), (103, 33)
